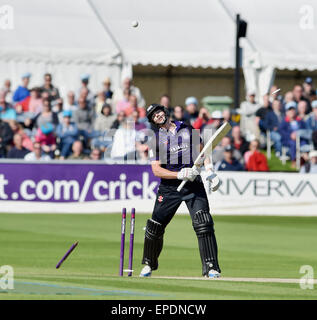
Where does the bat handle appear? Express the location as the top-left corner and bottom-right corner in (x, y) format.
(177, 180), (186, 192)
(177, 165), (200, 192)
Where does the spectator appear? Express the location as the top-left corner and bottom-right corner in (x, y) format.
(89, 147), (102, 160)
(68, 140), (88, 160)
(302, 77), (315, 101)
(12, 72), (31, 103)
(309, 89), (317, 104)
(213, 136), (243, 165)
(7, 133), (30, 159)
(56, 111), (79, 159)
(113, 77), (146, 111)
(8, 120), (33, 151)
(94, 103), (116, 132)
(282, 91), (295, 114)
(52, 98), (64, 123)
(131, 110), (147, 131)
(41, 91), (50, 105)
(20, 115), (36, 137)
(110, 120), (138, 161)
(255, 94), (272, 133)
(183, 96), (199, 125)
(64, 91), (77, 113)
(73, 97), (95, 141)
(102, 77), (113, 100)
(35, 99), (59, 129)
(269, 85), (283, 103)
(115, 88), (130, 114)
(306, 100), (317, 150)
(111, 111), (126, 129)
(41, 73), (60, 101)
(2, 79), (12, 103)
(300, 150), (317, 173)
(0, 118), (13, 158)
(15, 103), (26, 125)
(231, 125), (249, 156)
(222, 109), (238, 128)
(25, 87), (43, 114)
(0, 91), (16, 121)
(79, 86), (95, 109)
(172, 105), (189, 125)
(192, 107), (211, 130)
(160, 94), (173, 116)
(239, 92), (261, 141)
(95, 91), (107, 115)
(279, 102), (308, 166)
(293, 84), (311, 113)
(92, 103), (116, 150)
(77, 74), (95, 106)
(125, 94), (146, 118)
(202, 110), (224, 143)
(24, 141), (51, 161)
(244, 139), (269, 172)
(128, 115), (149, 162)
(35, 123), (57, 158)
(135, 141), (149, 163)
(263, 99), (283, 156)
(214, 145), (244, 171)
(297, 100), (309, 121)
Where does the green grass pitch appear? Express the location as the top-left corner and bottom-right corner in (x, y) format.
(0, 213), (316, 300)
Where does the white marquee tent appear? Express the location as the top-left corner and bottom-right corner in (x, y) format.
(0, 0), (316, 97)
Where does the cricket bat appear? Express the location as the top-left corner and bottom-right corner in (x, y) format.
(177, 121), (232, 192)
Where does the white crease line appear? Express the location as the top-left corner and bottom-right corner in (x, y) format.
(151, 276), (317, 284)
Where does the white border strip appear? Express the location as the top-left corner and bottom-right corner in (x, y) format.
(1, 200), (317, 216)
(152, 276), (317, 284)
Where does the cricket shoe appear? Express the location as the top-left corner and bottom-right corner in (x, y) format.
(207, 269), (221, 279)
(139, 265), (152, 277)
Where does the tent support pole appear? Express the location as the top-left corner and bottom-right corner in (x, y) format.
(86, 0), (125, 65)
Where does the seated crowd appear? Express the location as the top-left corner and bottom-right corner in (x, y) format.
(0, 72), (317, 172)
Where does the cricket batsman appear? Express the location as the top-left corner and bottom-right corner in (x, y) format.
(140, 104), (222, 278)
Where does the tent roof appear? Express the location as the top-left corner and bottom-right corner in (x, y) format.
(223, 0), (317, 71)
(0, 0), (120, 64)
(90, 0), (235, 68)
(0, 0), (316, 70)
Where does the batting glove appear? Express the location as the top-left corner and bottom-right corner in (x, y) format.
(205, 164), (220, 192)
(177, 166), (201, 182)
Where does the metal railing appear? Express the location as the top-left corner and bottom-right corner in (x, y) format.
(266, 129), (313, 170)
